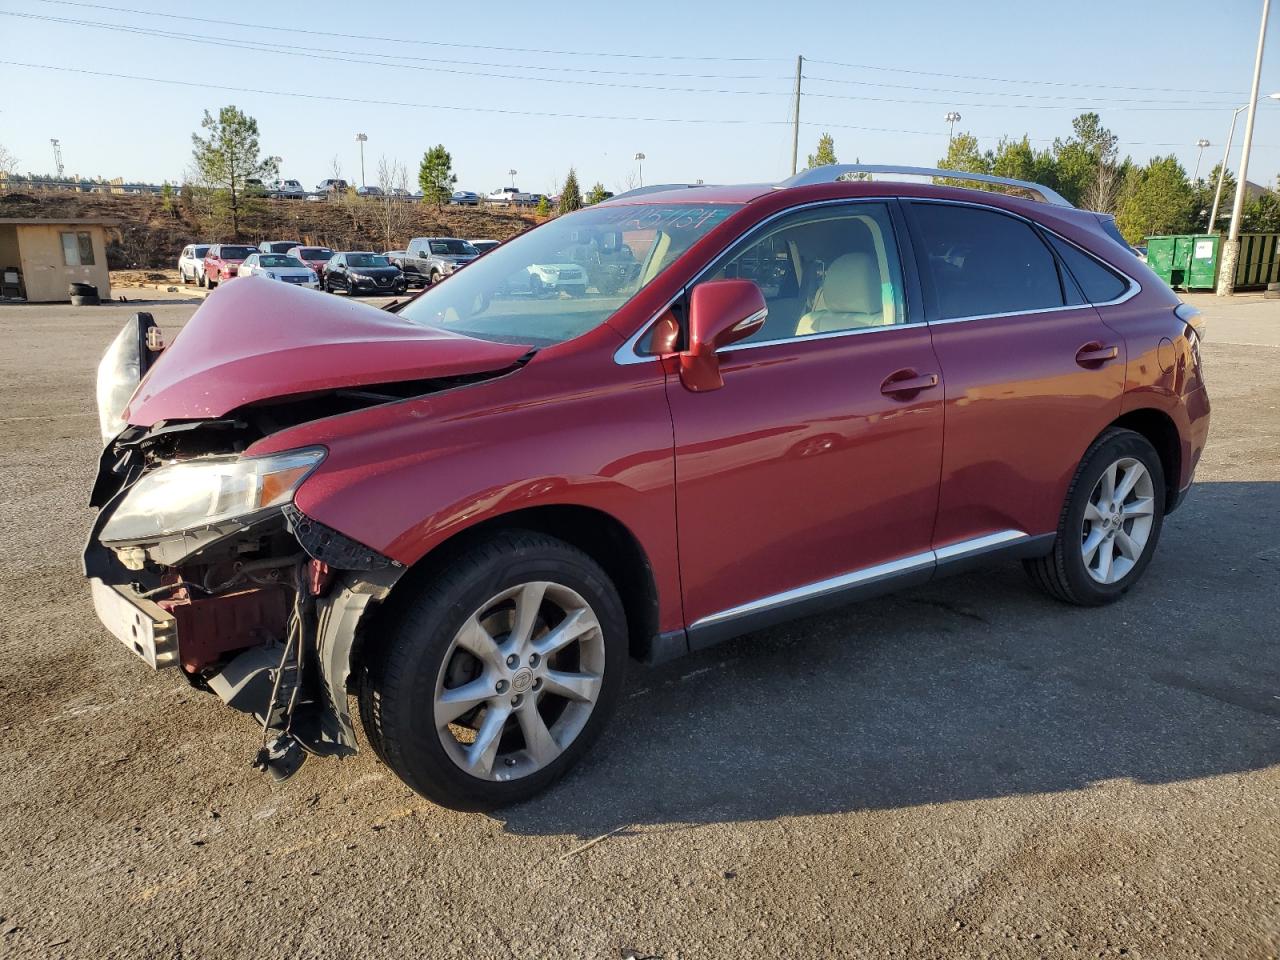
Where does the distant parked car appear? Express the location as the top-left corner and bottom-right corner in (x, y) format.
(269, 179), (306, 199)
(259, 240), (302, 255)
(356, 185), (384, 197)
(526, 260), (588, 296)
(450, 191), (481, 206)
(486, 187), (521, 206)
(237, 253), (319, 289)
(389, 188), (413, 198)
(316, 179), (349, 198)
(201, 243), (257, 289)
(397, 236), (480, 287)
(287, 246), (336, 277)
(177, 243), (211, 284)
(321, 252), (407, 295)
(468, 239), (500, 254)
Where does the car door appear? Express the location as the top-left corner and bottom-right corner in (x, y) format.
(665, 200), (945, 646)
(902, 200), (1126, 555)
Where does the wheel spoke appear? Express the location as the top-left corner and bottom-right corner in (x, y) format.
(464, 704), (511, 777)
(454, 615), (505, 671)
(532, 607), (600, 658)
(1115, 462), (1144, 501)
(509, 581), (548, 647)
(1098, 462), (1118, 503)
(541, 669), (602, 704)
(1084, 500), (1106, 524)
(1095, 537), (1114, 582)
(1115, 530), (1142, 561)
(436, 678), (493, 725)
(516, 705), (561, 765)
(1123, 497), (1155, 518)
(1082, 527), (1106, 564)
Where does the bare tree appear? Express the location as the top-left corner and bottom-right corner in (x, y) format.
(376, 156), (415, 252)
(0, 143), (18, 183)
(1081, 161), (1123, 215)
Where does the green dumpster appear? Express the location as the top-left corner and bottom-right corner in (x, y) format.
(1144, 234), (1219, 290)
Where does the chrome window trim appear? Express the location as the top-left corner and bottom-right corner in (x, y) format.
(718, 319), (930, 353)
(690, 530), (1030, 631)
(612, 196), (901, 366)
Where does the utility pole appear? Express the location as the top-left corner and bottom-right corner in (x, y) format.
(355, 133), (368, 189)
(1193, 138), (1211, 182)
(634, 152), (645, 187)
(1219, 0), (1271, 296)
(944, 112), (962, 147)
(790, 55), (803, 175)
(50, 138), (63, 180)
(508, 168), (518, 188)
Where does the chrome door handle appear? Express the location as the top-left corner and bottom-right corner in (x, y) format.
(880, 371), (940, 397)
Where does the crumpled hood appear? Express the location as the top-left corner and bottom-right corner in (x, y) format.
(126, 276), (531, 424)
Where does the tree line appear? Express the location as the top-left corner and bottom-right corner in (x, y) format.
(806, 114), (1280, 244)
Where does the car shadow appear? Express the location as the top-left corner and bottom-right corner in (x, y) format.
(499, 480), (1280, 836)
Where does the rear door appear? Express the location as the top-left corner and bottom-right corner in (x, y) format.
(903, 201), (1126, 553)
(666, 200), (945, 643)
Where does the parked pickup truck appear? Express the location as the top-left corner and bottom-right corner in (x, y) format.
(391, 237), (481, 287)
(486, 187), (536, 207)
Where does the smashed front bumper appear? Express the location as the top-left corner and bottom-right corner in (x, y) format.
(84, 460), (404, 778)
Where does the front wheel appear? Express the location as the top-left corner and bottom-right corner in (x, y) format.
(1024, 427), (1166, 606)
(358, 530), (627, 810)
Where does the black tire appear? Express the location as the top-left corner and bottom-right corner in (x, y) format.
(428, 270), (441, 286)
(207, 276), (217, 289)
(69, 294), (100, 307)
(198, 271), (207, 289)
(180, 269), (190, 285)
(69, 282), (97, 298)
(358, 530), (628, 811)
(1024, 427), (1166, 606)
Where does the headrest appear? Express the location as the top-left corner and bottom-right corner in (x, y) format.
(821, 252), (880, 314)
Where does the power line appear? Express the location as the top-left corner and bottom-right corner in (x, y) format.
(29, 0), (785, 62)
(0, 11), (791, 97)
(802, 74), (1241, 107)
(806, 58), (1247, 97)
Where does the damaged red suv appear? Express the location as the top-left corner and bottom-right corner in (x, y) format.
(85, 166), (1210, 810)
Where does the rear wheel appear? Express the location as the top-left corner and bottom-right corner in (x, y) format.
(198, 271), (207, 289)
(1024, 428), (1165, 606)
(358, 530), (626, 810)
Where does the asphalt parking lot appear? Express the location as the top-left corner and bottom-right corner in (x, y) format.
(0, 288), (1276, 959)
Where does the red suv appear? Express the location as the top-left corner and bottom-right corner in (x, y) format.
(86, 166), (1209, 810)
(200, 243), (257, 289)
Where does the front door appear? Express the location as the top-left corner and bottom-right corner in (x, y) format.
(665, 201), (945, 644)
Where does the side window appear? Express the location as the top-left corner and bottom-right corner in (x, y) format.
(909, 203), (1063, 320)
(701, 202), (907, 344)
(1046, 234), (1130, 304)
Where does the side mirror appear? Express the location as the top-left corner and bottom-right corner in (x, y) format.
(679, 279), (767, 392)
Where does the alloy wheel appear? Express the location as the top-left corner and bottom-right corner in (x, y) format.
(432, 581), (605, 782)
(1081, 457), (1156, 584)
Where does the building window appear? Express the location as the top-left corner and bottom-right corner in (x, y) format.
(60, 231), (95, 267)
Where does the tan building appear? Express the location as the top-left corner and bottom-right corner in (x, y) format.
(0, 218), (115, 303)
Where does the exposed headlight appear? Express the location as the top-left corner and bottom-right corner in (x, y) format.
(95, 315), (163, 446)
(100, 448), (325, 544)
(350, 272), (370, 282)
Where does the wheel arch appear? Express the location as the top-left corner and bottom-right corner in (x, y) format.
(365, 504), (663, 666)
(1106, 407), (1181, 512)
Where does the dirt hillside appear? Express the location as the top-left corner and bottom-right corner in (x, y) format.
(0, 191), (540, 268)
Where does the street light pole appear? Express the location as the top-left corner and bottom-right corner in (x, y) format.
(635, 152), (646, 187)
(944, 112), (962, 147)
(508, 168), (517, 188)
(1219, 0), (1272, 296)
(1193, 138), (1210, 183)
(355, 133), (368, 189)
(1207, 92), (1280, 234)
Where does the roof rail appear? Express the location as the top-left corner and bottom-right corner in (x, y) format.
(777, 164), (1073, 208)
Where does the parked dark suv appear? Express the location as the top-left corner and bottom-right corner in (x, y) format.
(86, 165), (1209, 810)
(321, 251), (407, 295)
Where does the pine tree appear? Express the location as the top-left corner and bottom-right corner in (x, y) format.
(559, 168), (583, 214)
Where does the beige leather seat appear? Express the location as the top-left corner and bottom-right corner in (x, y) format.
(796, 252), (884, 335)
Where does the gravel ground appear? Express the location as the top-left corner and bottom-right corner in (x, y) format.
(0, 290), (1276, 960)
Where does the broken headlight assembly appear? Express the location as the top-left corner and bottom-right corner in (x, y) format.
(100, 448), (326, 545)
(96, 313), (167, 446)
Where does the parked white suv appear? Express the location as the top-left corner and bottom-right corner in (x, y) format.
(269, 179), (306, 199)
(177, 244), (211, 285)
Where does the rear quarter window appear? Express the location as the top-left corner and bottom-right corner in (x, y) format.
(1046, 234), (1131, 304)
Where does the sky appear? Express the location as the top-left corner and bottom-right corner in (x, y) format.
(3, 0), (1280, 195)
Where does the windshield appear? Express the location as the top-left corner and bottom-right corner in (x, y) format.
(398, 203), (738, 346)
(260, 254), (304, 268)
(220, 246), (256, 260)
(298, 248), (333, 260)
(263, 242), (299, 253)
(348, 253), (391, 268)
(429, 239), (477, 256)
(192, 245), (210, 258)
